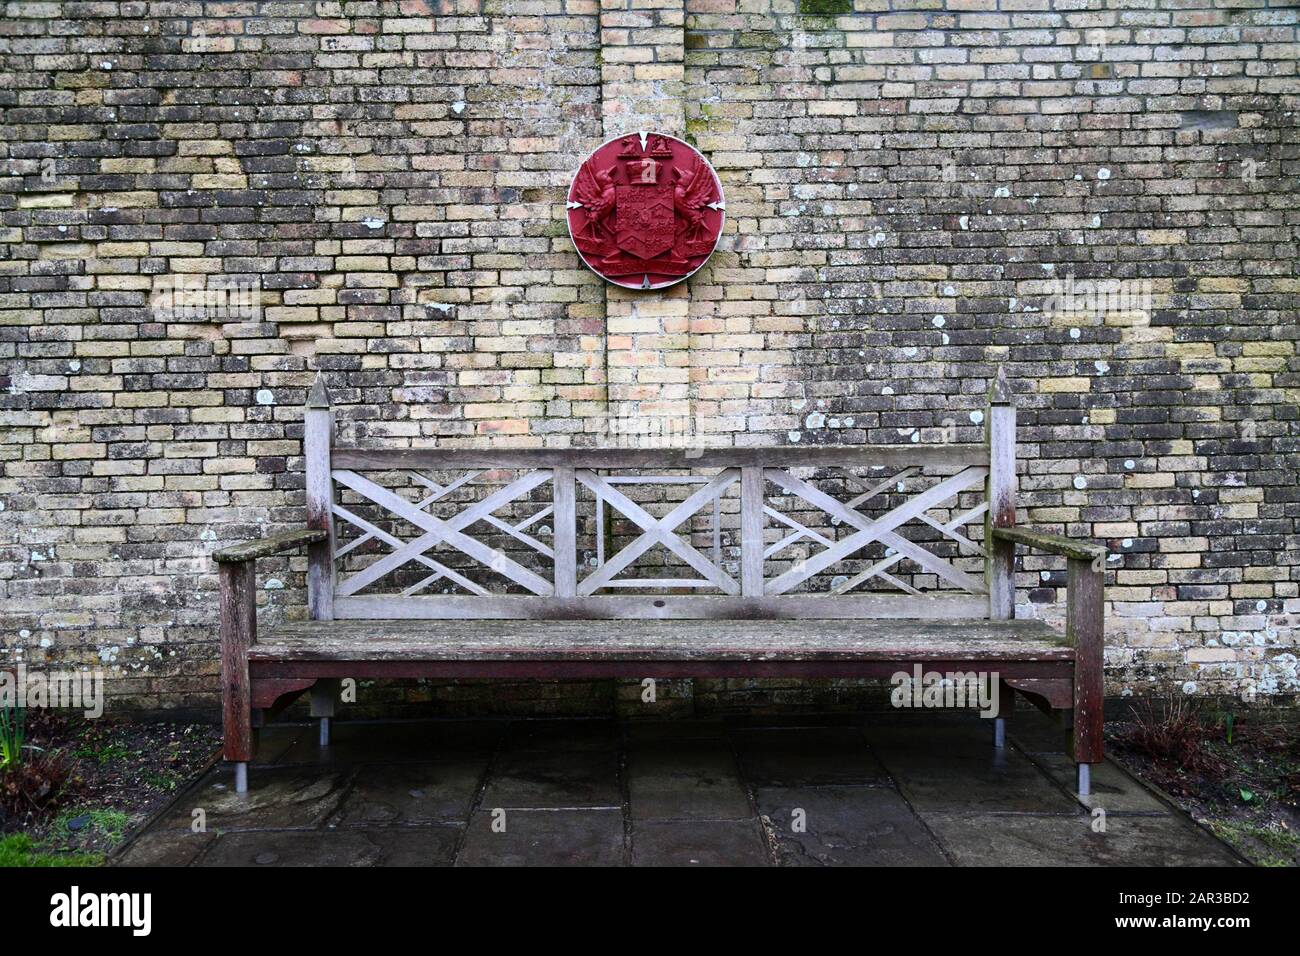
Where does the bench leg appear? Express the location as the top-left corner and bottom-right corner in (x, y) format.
(219, 560), (256, 795)
(992, 678), (1014, 749)
(311, 678), (341, 748)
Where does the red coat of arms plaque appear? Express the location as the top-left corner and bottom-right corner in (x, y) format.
(567, 132), (725, 290)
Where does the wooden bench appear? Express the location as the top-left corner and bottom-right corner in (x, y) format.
(214, 369), (1107, 797)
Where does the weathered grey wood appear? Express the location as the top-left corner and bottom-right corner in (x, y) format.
(219, 560), (256, 762)
(331, 593), (993, 621)
(552, 465), (576, 598)
(836, 466), (918, 510)
(992, 526), (1106, 563)
(332, 502), (490, 597)
(576, 469), (739, 595)
(740, 467), (765, 596)
(1067, 555), (1105, 764)
(331, 467), (554, 597)
(764, 466), (989, 595)
(305, 372), (335, 620)
(213, 528), (327, 564)
(332, 444), (988, 472)
(830, 502), (989, 596)
(250, 617), (1072, 662)
(408, 467), (554, 560)
(986, 365), (1017, 620)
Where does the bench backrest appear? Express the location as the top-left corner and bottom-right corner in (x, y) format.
(302, 373), (1017, 623)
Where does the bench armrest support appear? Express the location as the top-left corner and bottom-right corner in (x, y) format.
(992, 525), (1105, 764)
(214, 528), (327, 564)
(216, 527), (325, 765)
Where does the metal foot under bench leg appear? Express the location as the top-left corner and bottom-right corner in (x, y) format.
(319, 716), (331, 747)
(993, 717), (1006, 749)
(234, 761), (248, 794)
(1077, 762), (1093, 798)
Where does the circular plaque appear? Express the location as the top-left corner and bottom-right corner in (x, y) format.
(566, 132), (725, 290)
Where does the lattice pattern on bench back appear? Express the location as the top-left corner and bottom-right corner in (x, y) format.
(309, 444), (1004, 621)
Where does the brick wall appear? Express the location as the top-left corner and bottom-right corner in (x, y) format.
(1, 0), (1297, 716)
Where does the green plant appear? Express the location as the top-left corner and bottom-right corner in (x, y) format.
(71, 741), (131, 765)
(54, 808), (129, 844)
(0, 706), (25, 768)
(0, 834), (100, 868)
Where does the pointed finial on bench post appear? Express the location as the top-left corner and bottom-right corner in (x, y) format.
(304, 370), (335, 621)
(307, 370), (332, 409)
(986, 363), (1016, 621)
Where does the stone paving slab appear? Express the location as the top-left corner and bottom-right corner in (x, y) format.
(201, 827), (459, 867)
(333, 759), (488, 826)
(920, 812), (1244, 867)
(483, 749), (622, 809)
(757, 786), (949, 867)
(627, 739), (752, 822)
(457, 809), (624, 867)
(114, 715), (1243, 867)
(733, 726), (889, 787)
(154, 766), (350, 832)
(631, 820), (770, 866)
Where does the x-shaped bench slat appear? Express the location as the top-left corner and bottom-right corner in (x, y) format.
(831, 501), (989, 595)
(333, 468), (555, 597)
(577, 469), (740, 596)
(764, 466), (989, 596)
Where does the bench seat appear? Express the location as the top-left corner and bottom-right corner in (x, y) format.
(250, 618), (1072, 664)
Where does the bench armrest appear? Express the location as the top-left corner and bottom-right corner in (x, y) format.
(992, 525), (1105, 765)
(991, 526), (1106, 564)
(213, 529), (327, 564)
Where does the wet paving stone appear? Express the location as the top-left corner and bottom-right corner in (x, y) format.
(627, 740), (751, 822)
(334, 759), (488, 826)
(114, 830), (217, 867)
(868, 724), (1077, 814)
(732, 726), (887, 787)
(155, 765), (350, 831)
(482, 749), (621, 809)
(1031, 754), (1171, 814)
(757, 786), (949, 867)
(626, 718), (729, 742)
(457, 809), (624, 866)
(632, 820), (770, 866)
(277, 719), (506, 766)
(1005, 710), (1071, 755)
(123, 717), (1242, 866)
(503, 718), (620, 752)
(920, 812), (1245, 867)
(252, 724), (308, 766)
(864, 715), (1001, 752)
(199, 826), (459, 867)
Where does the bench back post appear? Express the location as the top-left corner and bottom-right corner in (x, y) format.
(552, 466), (577, 598)
(304, 373), (336, 620)
(740, 466), (765, 596)
(985, 366), (1016, 619)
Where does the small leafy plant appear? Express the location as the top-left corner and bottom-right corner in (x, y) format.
(0, 706), (25, 768)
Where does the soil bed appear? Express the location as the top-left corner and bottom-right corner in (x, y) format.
(1107, 704), (1300, 867)
(0, 712), (220, 866)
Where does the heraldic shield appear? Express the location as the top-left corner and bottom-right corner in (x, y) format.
(566, 132), (725, 290)
(615, 182), (674, 261)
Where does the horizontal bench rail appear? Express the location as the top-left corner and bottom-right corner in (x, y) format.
(330, 444), (990, 471)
